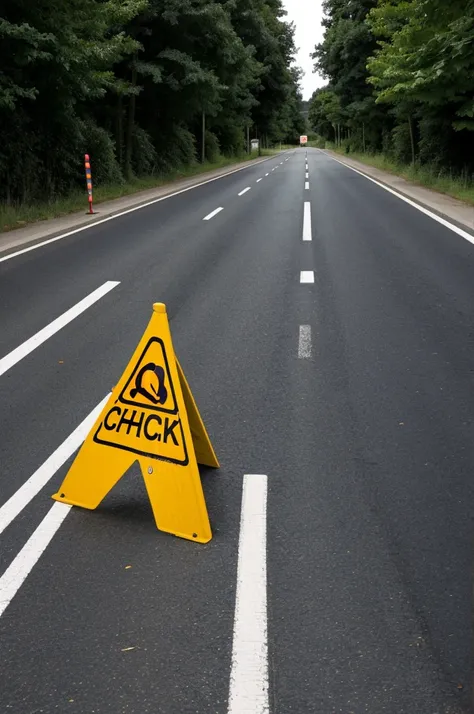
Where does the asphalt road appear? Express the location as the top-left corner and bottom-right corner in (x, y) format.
(1, 148), (474, 714)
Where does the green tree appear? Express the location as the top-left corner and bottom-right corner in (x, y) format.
(367, 0), (474, 168)
(0, 0), (304, 207)
(309, 87), (344, 144)
(0, 0), (144, 201)
(312, 0), (383, 150)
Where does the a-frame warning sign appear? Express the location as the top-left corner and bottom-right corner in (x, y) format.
(53, 303), (219, 543)
(94, 336), (189, 465)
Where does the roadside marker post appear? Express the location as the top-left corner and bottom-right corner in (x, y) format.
(53, 303), (219, 543)
(84, 154), (94, 214)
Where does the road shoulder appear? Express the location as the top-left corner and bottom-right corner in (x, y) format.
(0, 155), (276, 259)
(323, 149), (474, 235)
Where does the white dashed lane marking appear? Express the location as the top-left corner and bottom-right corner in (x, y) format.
(300, 271), (315, 284)
(303, 203), (312, 242)
(298, 326), (312, 359)
(203, 207), (224, 221)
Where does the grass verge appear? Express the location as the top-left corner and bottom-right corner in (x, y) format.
(332, 149), (474, 206)
(0, 150), (277, 233)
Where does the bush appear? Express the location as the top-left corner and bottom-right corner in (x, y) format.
(81, 119), (123, 185)
(205, 130), (220, 163)
(391, 122), (413, 164)
(153, 124), (197, 173)
(307, 135), (326, 148)
(131, 126), (157, 177)
(0, 105), (89, 203)
(0, 110), (42, 203)
(418, 116), (451, 169)
(216, 125), (245, 156)
(381, 129), (392, 157)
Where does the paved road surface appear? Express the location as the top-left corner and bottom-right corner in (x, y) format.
(1, 149), (473, 713)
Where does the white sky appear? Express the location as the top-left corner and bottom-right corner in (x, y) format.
(283, 0), (326, 100)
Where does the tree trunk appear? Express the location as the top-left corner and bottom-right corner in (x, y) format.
(116, 94), (123, 167)
(124, 65), (137, 181)
(408, 115), (416, 166)
(201, 111), (206, 164)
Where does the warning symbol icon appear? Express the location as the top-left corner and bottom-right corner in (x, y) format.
(120, 337), (177, 413)
(129, 362), (168, 404)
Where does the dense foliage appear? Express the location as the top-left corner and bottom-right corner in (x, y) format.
(309, 0), (474, 173)
(0, 0), (305, 204)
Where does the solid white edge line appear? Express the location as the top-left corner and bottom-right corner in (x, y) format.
(0, 156), (279, 265)
(322, 151), (474, 246)
(203, 207), (224, 221)
(0, 502), (71, 617)
(238, 187), (251, 197)
(305, 182), (310, 190)
(227, 474), (268, 714)
(0, 282), (120, 378)
(298, 325), (312, 359)
(300, 270), (315, 284)
(303, 202), (312, 242)
(0, 394), (109, 536)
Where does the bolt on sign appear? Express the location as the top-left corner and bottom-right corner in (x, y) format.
(53, 303), (219, 543)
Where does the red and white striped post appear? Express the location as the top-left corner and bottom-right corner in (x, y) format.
(84, 154), (94, 214)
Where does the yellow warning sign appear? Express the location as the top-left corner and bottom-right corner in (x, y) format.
(52, 303), (219, 543)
